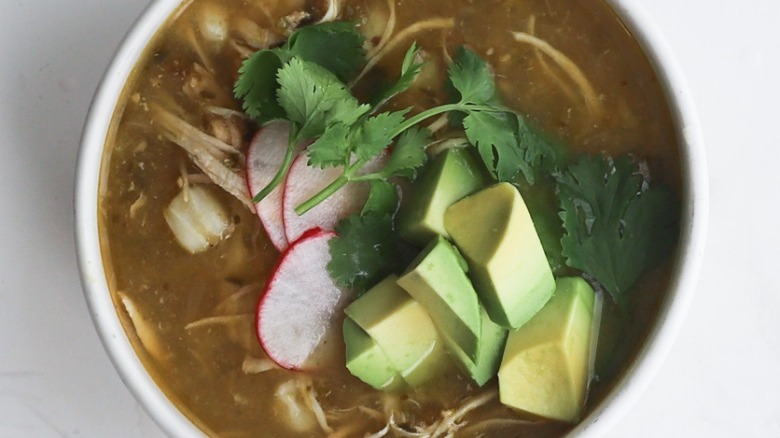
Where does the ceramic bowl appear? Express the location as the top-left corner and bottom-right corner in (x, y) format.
(75, 1), (709, 435)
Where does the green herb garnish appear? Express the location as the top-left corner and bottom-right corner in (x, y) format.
(555, 155), (680, 302)
(328, 212), (415, 294)
(234, 21), (679, 303)
(234, 22), (559, 214)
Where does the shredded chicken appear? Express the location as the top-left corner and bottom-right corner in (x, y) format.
(207, 114), (244, 150)
(354, 17), (456, 85)
(119, 293), (167, 363)
(510, 30), (603, 118)
(304, 381), (334, 434)
(425, 114), (449, 135)
(426, 137), (469, 156)
(228, 39), (257, 59)
(389, 418), (432, 437)
(233, 17), (285, 50)
(204, 105), (248, 119)
(182, 173), (215, 185)
(428, 389), (498, 437)
(241, 355), (279, 374)
(184, 314), (252, 330)
(182, 26), (216, 73)
(183, 63), (234, 107)
(440, 31), (453, 65)
(280, 11), (311, 34)
(132, 140), (148, 154)
(366, 0), (396, 57)
(128, 192), (147, 220)
(526, 16), (578, 104)
(152, 105), (253, 209)
(276, 379), (318, 433)
(215, 282), (263, 315)
(274, 376), (334, 434)
(317, 0), (342, 23)
(364, 423), (391, 438)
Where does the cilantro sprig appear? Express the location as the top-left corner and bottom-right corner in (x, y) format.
(234, 22), (559, 214)
(234, 22), (368, 202)
(555, 155), (680, 303)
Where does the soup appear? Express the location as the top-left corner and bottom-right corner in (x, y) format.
(98, 0), (681, 436)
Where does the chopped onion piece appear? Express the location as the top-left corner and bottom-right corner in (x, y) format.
(164, 185), (233, 254)
(198, 3), (229, 44)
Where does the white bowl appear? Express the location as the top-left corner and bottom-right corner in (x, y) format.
(75, 0), (709, 436)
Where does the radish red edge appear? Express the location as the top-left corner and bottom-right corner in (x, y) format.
(255, 228), (338, 371)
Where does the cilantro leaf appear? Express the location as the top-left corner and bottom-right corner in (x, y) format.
(234, 49), (286, 123)
(556, 155), (680, 302)
(463, 111), (525, 181)
(328, 213), (414, 293)
(307, 123), (351, 168)
(374, 43), (424, 107)
(463, 109), (563, 184)
(235, 22), (366, 124)
(277, 58), (369, 140)
(448, 46), (496, 105)
(362, 180), (399, 216)
(351, 110), (409, 161)
(285, 21), (366, 83)
(382, 126), (430, 179)
(514, 114), (565, 176)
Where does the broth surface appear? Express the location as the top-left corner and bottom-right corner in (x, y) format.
(99, 0), (681, 435)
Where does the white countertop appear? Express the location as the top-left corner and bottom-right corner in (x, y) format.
(1, 0), (777, 436)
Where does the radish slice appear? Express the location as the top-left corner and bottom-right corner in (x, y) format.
(246, 121), (303, 252)
(283, 154), (387, 243)
(256, 229), (352, 370)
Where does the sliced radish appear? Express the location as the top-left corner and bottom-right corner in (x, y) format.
(246, 121), (303, 252)
(283, 154), (387, 243)
(256, 229), (352, 370)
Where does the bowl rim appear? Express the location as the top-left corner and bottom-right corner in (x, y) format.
(75, 0), (205, 436)
(75, 0), (709, 436)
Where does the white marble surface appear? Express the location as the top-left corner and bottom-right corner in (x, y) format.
(0, 0), (777, 436)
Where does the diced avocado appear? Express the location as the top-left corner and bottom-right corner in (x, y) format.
(397, 236), (481, 362)
(345, 275), (446, 387)
(398, 148), (488, 245)
(343, 317), (402, 390)
(445, 306), (508, 386)
(498, 277), (596, 423)
(444, 182), (555, 328)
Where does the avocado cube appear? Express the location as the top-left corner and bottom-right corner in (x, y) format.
(398, 148), (488, 245)
(445, 306), (508, 386)
(498, 277), (596, 422)
(397, 236), (482, 362)
(345, 275), (446, 387)
(343, 317), (402, 390)
(444, 182), (555, 328)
